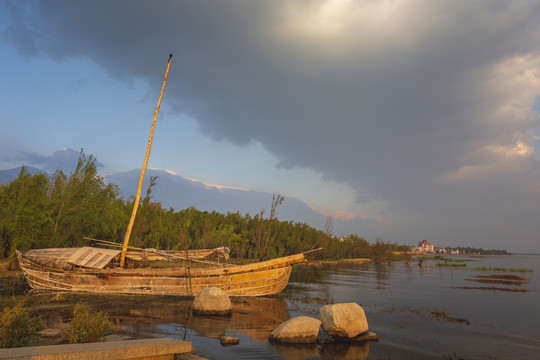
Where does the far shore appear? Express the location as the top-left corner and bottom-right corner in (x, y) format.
(298, 258), (372, 268)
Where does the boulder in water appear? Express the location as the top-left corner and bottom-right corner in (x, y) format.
(192, 287), (232, 316)
(320, 303), (368, 338)
(269, 316), (321, 343)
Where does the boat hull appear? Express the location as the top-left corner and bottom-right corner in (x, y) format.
(17, 250), (306, 297)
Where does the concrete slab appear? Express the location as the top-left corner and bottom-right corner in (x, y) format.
(0, 337), (191, 360)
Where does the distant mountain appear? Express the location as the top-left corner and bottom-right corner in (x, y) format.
(1, 165), (369, 236)
(106, 169), (331, 228)
(0, 166), (47, 184)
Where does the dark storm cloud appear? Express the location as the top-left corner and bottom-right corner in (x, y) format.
(15, 148), (104, 173)
(2, 0), (540, 250)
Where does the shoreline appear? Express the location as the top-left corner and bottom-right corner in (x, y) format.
(298, 258), (372, 268)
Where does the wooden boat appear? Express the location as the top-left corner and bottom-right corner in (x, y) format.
(16, 247), (315, 296)
(17, 54), (320, 296)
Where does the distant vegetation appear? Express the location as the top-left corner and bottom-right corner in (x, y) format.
(0, 151), (407, 262)
(470, 267), (533, 273)
(444, 247), (510, 255)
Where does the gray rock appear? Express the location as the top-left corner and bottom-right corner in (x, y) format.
(320, 303), (369, 338)
(192, 287), (232, 316)
(351, 331), (378, 342)
(269, 316), (321, 344)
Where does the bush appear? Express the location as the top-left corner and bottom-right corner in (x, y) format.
(0, 304), (43, 348)
(64, 303), (112, 343)
(372, 238), (392, 262)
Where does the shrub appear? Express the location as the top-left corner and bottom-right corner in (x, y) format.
(0, 304), (43, 348)
(64, 303), (112, 343)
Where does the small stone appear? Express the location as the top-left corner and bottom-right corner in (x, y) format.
(193, 287), (232, 316)
(320, 303), (369, 338)
(351, 331), (378, 342)
(220, 336), (240, 345)
(39, 328), (62, 338)
(269, 316), (321, 344)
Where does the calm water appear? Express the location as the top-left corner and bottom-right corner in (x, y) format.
(30, 255), (540, 359)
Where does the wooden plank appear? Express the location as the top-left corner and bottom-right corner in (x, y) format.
(67, 247), (120, 269)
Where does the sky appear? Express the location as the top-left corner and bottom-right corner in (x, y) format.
(1, 0), (540, 253)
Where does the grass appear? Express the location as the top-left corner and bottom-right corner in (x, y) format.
(470, 267), (533, 273)
(417, 256), (474, 262)
(63, 303), (112, 344)
(0, 303), (43, 348)
(436, 263), (467, 268)
(414, 256), (533, 273)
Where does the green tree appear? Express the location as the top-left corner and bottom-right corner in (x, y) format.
(0, 167), (52, 256)
(48, 150), (121, 247)
(372, 238), (392, 262)
(255, 193), (284, 261)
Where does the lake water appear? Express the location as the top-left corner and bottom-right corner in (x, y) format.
(29, 255), (540, 359)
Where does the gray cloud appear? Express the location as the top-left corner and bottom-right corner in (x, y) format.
(2, 1), (540, 251)
(15, 148), (104, 173)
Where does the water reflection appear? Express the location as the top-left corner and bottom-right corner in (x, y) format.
(272, 341), (370, 360)
(104, 295), (291, 342)
(189, 314), (230, 338)
(27, 293), (291, 342)
(229, 297), (290, 341)
(320, 341), (370, 360)
(374, 262), (390, 289)
(273, 343), (320, 360)
(290, 267), (333, 284)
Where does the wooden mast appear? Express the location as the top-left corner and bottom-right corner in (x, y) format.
(120, 53), (172, 268)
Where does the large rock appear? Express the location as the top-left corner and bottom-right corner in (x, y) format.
(192, 287), (232, 316)
(320, 303), (368, 338)
(269, 316), (321, 344)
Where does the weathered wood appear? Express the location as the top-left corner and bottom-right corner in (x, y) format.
(67, 247), (121, 269)
(120, 54), (172, 268)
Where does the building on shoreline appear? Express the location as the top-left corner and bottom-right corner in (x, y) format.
(412, 240), (435, 253)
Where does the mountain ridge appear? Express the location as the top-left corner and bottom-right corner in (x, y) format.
(0, 166), (371, 236)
